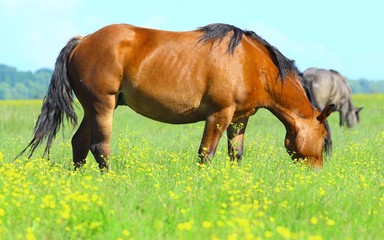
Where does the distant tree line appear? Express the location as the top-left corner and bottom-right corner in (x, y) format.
(0, 64), (51, 99)
(348, 79), (384, 93)
(0, 63), (383, 100)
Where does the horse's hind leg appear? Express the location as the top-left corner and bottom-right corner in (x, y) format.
(72, 114), (91, 169)
(227, 117), (249, 162)
(88, 97), (115, 170)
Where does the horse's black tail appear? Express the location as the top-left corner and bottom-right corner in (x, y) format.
(16, 36), (83, 159)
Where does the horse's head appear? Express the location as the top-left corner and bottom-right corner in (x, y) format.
(284, 104), (334, 168)
(346, 107), (363, 128)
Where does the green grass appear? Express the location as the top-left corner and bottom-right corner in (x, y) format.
(0, 94), (383, 240)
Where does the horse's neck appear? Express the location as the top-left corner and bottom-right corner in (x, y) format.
(347, 98), (355, 110)
(265, 76), (315, 132)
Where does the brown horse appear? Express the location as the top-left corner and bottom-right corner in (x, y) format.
(18, 23), (334, 169)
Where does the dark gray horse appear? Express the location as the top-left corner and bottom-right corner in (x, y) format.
(303, 67), (362, 127)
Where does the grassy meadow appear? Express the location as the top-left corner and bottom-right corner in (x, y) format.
(0, 94), (383, 240)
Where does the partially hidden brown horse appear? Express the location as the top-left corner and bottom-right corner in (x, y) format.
(18, 23), (334, 169)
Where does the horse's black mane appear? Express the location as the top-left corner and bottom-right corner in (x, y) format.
(198, 23), (332, 156)
(300, 73), (320, 109)
(197, 23), (298, 81)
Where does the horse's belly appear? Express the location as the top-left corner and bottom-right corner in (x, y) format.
(119, 89), (207, 124)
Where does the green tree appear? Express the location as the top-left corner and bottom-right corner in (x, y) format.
(0, 64), (52, 99)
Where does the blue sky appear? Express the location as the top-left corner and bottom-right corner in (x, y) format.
(0, 0), (383, 80)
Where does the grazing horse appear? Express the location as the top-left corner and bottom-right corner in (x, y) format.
(18, 23), (334, 169)
(303, 67), (362, 127)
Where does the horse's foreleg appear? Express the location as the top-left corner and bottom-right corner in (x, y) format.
(198, 107), (235, 164)
(72, 115), (91, 170)
(339, 111), (346, 126)
(227, 117), (249, 162)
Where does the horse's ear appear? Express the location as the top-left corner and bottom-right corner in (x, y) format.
(355, 107), (363, 122)
(316, 104), (335, 123)
(355, 107), (363, 113)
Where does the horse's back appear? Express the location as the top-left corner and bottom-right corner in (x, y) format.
(303, 68), (336, 109)
(303, 67), (351, 110)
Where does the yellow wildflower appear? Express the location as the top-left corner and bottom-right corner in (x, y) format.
(276, 226), (291, 239)
(308, 235), (323, 240)
(310, 217), (319, 225)
(177, 221), (193, 231)
(122, 229), (130, 236)
(264, 231), (273, 238)
(202, 221), (212, 229)
(326, 219), (335, 226)
(319, 187), (326, 196)
(26, 227), (35, 240)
